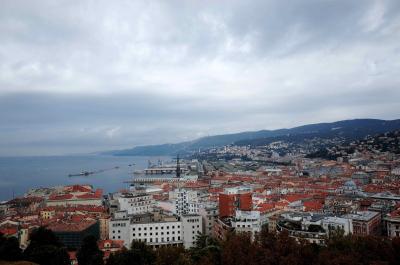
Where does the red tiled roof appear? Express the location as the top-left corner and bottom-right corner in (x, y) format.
(275, 201), (289, 209)
(48, 219), (97, 232)
(387, 208), (400, 218)
(303, 200), (324, 212)
(257, 203), (275, 213)
(49, 194), (74, 200)
(0, 227), (18, 236)
(65, 185), (92, 193)
(98, 239), (124, 249)
(76, 192), (101, 199)
(283, 194), (311, 203)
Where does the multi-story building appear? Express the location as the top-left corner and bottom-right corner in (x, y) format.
(199, 203), (218, 236)
(117, 192), (154, 215)
(173, 189), (199, 216)
(321, 216), (353, 236)
(109, 211), (202, 249)
(342, 211), (381, 236)
(219, 187), (252, 218)
(48, 220), (100, 249)
(181, 215), (203, 248)
(99, 214), (110, 240)
(232, 210), (263, 236)
(384, 208), (400, 238)
(276, 212), (327, 245)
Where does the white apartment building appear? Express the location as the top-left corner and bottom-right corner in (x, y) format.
(232, 210), (264, 236)
(181, 215), (203, 248)
(117, 193), (154, 215)
(173, 189), (200, 216)
(199, 203), (218, 236)
(109, 213), (202, 249)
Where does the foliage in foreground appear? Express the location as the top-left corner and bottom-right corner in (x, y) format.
(107, 230), (400, 265)
(3, 227), (400, 265)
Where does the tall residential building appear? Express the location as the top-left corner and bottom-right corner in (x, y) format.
(173, 189), (199, 216)
(109, 211), (202, 249)
(342, 211), (381, 236)
(117, 192), (154, 215)
(219, 187), (252, 218)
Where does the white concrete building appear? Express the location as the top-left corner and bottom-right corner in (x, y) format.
(117, 193), (154, 215)
(173, 189), (199, 216)
(109, 212), (202, 249)
(181, 215), (203, 249)
(321, 216), (353, 236)
(199, 203), (218, 236)
(232, 210), (263, 236)
(384, 210), (400, 238)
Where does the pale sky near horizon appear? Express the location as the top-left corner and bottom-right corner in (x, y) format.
(1, 0), (400, 155)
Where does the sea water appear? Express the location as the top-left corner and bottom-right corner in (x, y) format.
(0, 155), (171, 201)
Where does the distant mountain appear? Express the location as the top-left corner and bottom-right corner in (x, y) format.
(306, 129), (400, 160)
(105, 119), (400, 156)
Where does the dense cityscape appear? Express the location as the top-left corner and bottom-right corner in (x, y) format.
(1, 127), (400, 265)
(2, 0), (400, 264)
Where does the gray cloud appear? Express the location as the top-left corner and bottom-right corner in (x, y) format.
(0, 0), (400, 155)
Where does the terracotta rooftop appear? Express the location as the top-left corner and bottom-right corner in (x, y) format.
(47, 219), (97, 232)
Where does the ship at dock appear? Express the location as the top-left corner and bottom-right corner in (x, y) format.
(128, 155), (200, 188)
(134, 155), (188, 176)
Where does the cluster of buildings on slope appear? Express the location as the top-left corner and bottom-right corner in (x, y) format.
(1, 144), (400, 263)
(0, 184), (114, 262)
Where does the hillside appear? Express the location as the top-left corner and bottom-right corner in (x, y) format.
(306, 129), (400, 160)
(106, 119), (400, 156)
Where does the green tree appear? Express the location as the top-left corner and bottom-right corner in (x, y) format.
(23, 227), (70, 265)
(0, 233), (22, 261)
(190, 234), (221, 265)
(106, 240), (155, 265)
(155, 245), (186, 265)
(77, 235), (104, 265)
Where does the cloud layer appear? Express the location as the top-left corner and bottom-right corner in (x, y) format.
(1, 0), (400, 155)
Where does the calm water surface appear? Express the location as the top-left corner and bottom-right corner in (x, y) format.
(0, 155), (171, 201)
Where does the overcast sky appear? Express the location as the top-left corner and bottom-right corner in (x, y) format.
(1, 0), (400, 156)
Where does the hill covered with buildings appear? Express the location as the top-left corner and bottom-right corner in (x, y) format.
(107, 119), (400, 156)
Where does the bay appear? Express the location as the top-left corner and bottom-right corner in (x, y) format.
(0, 155), (171, 201)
